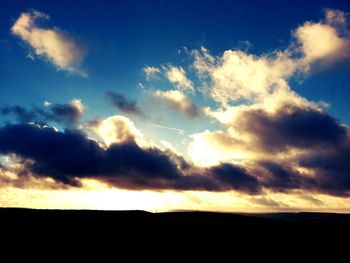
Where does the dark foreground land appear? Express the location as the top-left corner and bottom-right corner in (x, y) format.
(2, 208), (350, 235)
(1, 208), (349, 254)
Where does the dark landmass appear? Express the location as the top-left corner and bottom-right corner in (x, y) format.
(2, 208), (350, 234)
(2, 208), (349, 254)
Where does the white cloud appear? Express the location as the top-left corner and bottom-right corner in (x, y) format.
(191, 9), (350, 107)
(153, 89), (200, 118)
(295, 22), (349, 65)
(70, 99), (85, 115)
(89, 115), (144, 147)
(164, 66), (194, 92)
(188, 129), (252, 167)
(193, 48), (297, 106)
(143, 66), (160, 80)
(295, 9), (350, 68)
(11, 10), (85, 75)
(187, 9), (350, 167)
(160, 140), (181, 155)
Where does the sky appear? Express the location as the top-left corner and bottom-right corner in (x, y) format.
(1, 0), (350, 212)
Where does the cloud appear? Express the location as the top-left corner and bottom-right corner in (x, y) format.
(189, 100), (350, 196)
(45, 99), (84, 124)
(192, 9), (350, 107)
(186, 9), (350, 194)
(232, 105), (347, 152)
(0, 105), (36, 123)
(209, 163), (260, 194)
(0, 99), (85, 125)
(2, 105), (350, 196)
(250, 197), (284, 208)
(295, 23), (349, 65)
(295, 9), (350, 68)
(88, 115), (144, 147)
(3, 8), (350, 205)
(0, 122), (265, 193)
(164, 66), (194, 92)
(299, 195), (324, 206)
(143, 66), (160, 80)
(105, 91), (144, 116)
(192, 47), (297, 106)
(188, 129), (252, 167)
(298, 139), (350, 196)
(325, 9), (347, 26)
(11, 10), (85, 75)
(190, 102), (346, 163)
(0, 157), (70, 190)
(153, 89), (200, 119)
(186, 9), (350, 197)
(143, 64), (194, 92)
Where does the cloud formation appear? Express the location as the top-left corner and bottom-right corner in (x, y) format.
(192, 48), (297, 106)
(45, 99), (84, 124)
(1, 109), (350, 196)
(153, 89), (200, 119)
(11, 10), (85, 74)
(295, 10), (350, 67)
(189, 98), (350, 196)
(164, 66), (194, 92)
(0, 122), (264, 193)
(1, 99), (84, 125)
(88, 115), (144, 147)
(105, 91), (144, 116)
(192, 9), (350, 106)
(2, 8), (350, 207)
(184, 8), (350, 197)
(143, 66), (160, 80)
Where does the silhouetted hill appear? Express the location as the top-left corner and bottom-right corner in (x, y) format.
(2, 208), (350, 235)
(2, 208), (349, 255)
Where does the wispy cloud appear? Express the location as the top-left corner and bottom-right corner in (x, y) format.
(105, 91), (144, 117)
(153, 89), (200, 119)
(0, 99), (85, 125)
(164, 65), (194, 92)
(143, 66), (160, 80)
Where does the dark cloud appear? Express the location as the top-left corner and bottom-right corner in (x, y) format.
(105, 91), (143, 116)
(259, 161), (302, 192)
(239, 106), (347, 152)
(299, 142), (350, 196)
(0, 101), (83, 125)
(1, 102), (350, 197)
(0, 123), (261, 193)
(209, 163), (261, 194)
(0, 105), (37, 123)
(257, 156), (350, 197)
(47, 103), (83, 124)
(212, 104), (350, 197)
(255, 141), (350, 196)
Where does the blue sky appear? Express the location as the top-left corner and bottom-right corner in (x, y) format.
(1, 0), (350, 211)
(1, 0), (349, 118)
